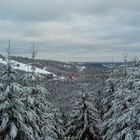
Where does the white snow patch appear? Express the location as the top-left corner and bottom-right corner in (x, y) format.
(0, 58), (54, 75)
(64, 65), (71, 69)
(10, 123), (18, 139)
(76, 65), (86, 72)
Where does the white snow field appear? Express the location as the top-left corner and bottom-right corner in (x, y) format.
(0, 58), (54, 75)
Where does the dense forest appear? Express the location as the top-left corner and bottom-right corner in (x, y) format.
(0, 47), (140, 140)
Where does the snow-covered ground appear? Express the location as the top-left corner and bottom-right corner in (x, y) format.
(64, 64), (71, 69)
(76, 65), (86, 72)
(0, 58), (54, 75)
(79, 66), (86, 72)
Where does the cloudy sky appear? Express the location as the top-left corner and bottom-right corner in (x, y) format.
(0, 0), (140, 62)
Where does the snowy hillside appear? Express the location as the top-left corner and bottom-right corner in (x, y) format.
(0, 49), (106, 139)
(0, 58), (54, 75)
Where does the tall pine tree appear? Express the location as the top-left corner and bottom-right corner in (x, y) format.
(0, 42), (40, 140)
(20, 44), (53, 138)
(65, 89), (101, 140)
(101, 65), (140, 140)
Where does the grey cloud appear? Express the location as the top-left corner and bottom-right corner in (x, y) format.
(0, 0), (140, 22)
(0, 0), (140, 61)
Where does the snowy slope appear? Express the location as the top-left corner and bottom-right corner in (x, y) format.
(0, 58), (54, 75)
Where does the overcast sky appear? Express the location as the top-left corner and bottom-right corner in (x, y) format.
(0, 0), (140, 62)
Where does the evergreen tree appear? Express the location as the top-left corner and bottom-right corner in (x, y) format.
(0, 43), (40, 140)
(65, 90), (101, 140)
(20, 45), (53, 138)
(101, 65), (140, 140)
(42, 109), (66, 140)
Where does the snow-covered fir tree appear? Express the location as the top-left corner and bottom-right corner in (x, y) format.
(20, 45), (54, 139)
(101, 64), (140, 140)
(65, 89), (101, 140)
(0, 44), (40, 140)
(42, 108), (66, 140)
